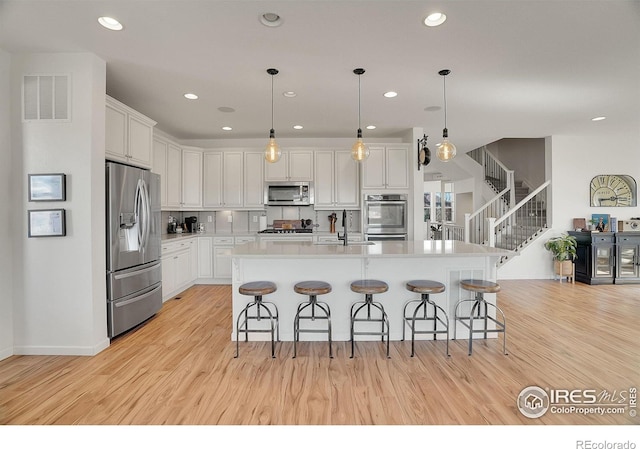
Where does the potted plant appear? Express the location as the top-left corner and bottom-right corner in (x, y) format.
(544, 234), (578, 282)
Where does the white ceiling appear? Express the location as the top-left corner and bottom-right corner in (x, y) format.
(1, 0), (639, 152)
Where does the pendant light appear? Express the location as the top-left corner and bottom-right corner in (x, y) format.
(265, 68), (281, 163)
(436, 69), (457, 162)
(351, 68), (369, 161)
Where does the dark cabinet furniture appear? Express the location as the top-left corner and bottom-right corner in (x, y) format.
(569, 232), (615, 284)
(614, 233), (640, 283)
(569, 231), (640, 284)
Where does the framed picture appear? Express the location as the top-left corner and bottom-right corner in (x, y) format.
(28, 209), (66, 237)
(591, 213), (610, 232)
(28, 173), (66, 201)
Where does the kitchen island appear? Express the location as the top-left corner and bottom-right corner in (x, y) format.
(231, 240), (513, 342)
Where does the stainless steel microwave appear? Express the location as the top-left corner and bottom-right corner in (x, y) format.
(265, 182), (314, 206)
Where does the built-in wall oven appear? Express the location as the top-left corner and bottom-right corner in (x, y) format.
(363, 193), (408, 241)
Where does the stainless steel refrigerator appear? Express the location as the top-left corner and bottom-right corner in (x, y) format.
(106, 161), (162, 338)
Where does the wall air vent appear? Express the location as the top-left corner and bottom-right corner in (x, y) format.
(23, 74), (70, 121)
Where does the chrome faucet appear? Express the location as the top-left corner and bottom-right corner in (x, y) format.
(337, 209), (348, 246)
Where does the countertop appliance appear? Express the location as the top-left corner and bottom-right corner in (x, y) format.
(185, 216), (198, 233)
(363, 193), (408, 241)
(106, 161), (162, 338)
(265, 181), (313, 206)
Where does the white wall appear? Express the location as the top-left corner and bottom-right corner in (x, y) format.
(10, 53), (109, 355)
(498, 130), (640, 280)
(0, 49), (14, 360)
(486, 138), (546, 188)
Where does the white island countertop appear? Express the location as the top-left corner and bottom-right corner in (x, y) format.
(232, 239), (513, 259)
(230, 240), (513, 343)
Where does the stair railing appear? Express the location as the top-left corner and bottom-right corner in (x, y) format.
(442, 223), (465, 241)
(468, 146), (516, 206)
(464, 186), (512, 245)
(487, 180), (551, 252)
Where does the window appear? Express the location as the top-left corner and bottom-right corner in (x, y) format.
(424, 182), (454, 223)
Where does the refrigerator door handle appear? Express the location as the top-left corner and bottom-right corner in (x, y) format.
(135, 178), (150, 251)
(134, 179), (143, 249)
(142, 179), (151, 250)
(112, 262), (161, 281)
(114, 283), (161, 308)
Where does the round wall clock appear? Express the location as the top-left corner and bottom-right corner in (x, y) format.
(590, 174), (637, 207)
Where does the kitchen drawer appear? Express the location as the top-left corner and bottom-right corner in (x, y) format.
(235, 236), (257, 245)
(161, 238), (194, 255)
(591, 235), (614, 244)
(213, 236), (234, 245)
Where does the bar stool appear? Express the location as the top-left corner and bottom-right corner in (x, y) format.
(293, 281), (333, 358)
(453, 279), (507, 356)
(402, 280), (449, 357)
(349, 279), (390, 359)
(235, 281), (279, 358)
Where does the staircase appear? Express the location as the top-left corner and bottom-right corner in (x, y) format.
(465, 146), (549, 265)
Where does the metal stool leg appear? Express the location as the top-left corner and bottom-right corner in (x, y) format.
(293, 296), (332, 359)
(235, 297), (279, 358)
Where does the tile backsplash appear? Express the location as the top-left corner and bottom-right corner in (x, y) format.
(162, 207), (361, 235)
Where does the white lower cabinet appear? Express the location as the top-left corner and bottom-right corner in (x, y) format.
(161, 238), (196, 301)
(197, 237), (213, 278)
(213, 236), (234, 280)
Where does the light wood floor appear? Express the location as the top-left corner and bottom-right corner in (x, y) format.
(1, 280), (638, 425)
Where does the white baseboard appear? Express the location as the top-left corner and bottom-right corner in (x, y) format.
(14, 338), (110, 356)
(0, 346), (14, 361)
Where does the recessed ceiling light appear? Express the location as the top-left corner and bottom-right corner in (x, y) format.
(424, 12), (447, 27)
(184, 93), (198, 100)
(383, 91), (398, 98)
(366, 125), (376, 130)
(222, 126), (233, 131)
(293, 125), (303, 130)
(260, 12), (283, 27)
(591, 116), (607, 121)
(218, 106), (235, 113)
(98, 16), (123, 31)
(283, 91), (297, 98)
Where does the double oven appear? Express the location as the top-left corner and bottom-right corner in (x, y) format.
(363, 194), (408, 241)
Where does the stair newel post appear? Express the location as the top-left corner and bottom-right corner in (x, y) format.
(508, 170), (516, 207)
(464, 213), (471, 243)
(487, 217), (497, 247)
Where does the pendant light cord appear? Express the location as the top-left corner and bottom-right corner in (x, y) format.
(271, 74), (274, 131)
(443, 74), (447, 130)
(358, 74), (362, 130)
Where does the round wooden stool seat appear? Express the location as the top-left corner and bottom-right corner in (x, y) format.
(239, 281), (277, 296)
(460, 279), (500, 294)
(294, 281), (332, 296)
(350, 279), (388, 295)
(406, 280), (445, 294)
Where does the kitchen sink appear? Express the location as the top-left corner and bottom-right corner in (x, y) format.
(314, 241), (375, 246)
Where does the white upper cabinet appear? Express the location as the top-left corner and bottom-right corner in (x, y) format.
(314, 150), (359, 209)
(203, 152), (223, 208)
(264, 150), (313, 181)
(334, 150), (360, 207)
(244, 152), (265, 208)
(223, 152), (244, 208)
(152, 137), (168, 205)
(105, 96), (156, 169)
(203, 151), (253, 209)
(153, 135), (182, 209)
(181, 147), (203, 208)
(361, 145), (409, 190)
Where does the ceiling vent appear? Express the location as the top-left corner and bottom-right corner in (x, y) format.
(23, 74), (70, 121)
